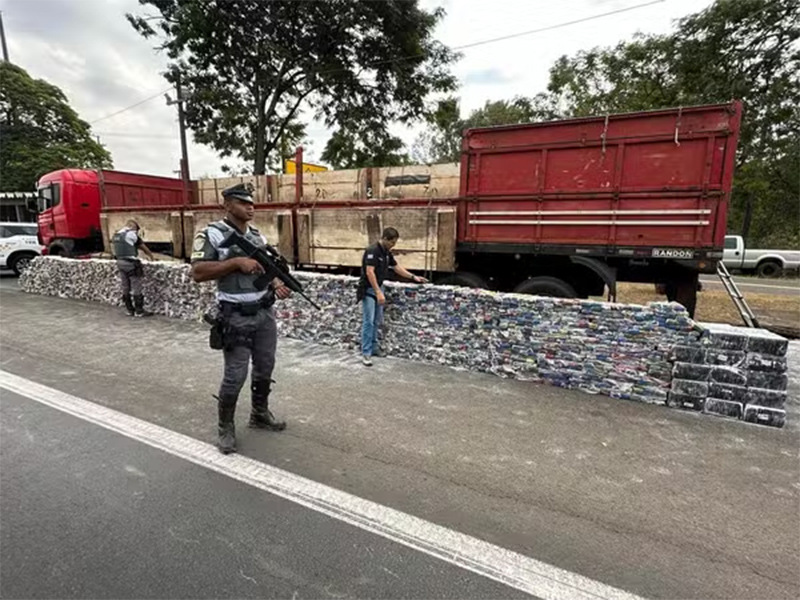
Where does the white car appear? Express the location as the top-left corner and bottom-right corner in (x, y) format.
(0, 222), (43, 275)
(723, 235), (800, 277)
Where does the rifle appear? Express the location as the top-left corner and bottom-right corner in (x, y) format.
(218, 229), (321, 310)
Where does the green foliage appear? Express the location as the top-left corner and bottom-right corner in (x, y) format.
(128, 0), (457, 174)
(545, 0), (800, 247)
(413, 95), (560, 163)
(0, 63), (112, 191)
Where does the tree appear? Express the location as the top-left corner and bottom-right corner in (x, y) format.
(321, 129), (410, 170)
(0, 63), (112, 192)
(544, 0), (800, 247)
(128, 0), (457, 175)
(412, 94), (561, 163)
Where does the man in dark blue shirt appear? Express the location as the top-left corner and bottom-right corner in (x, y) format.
(357, 227), (427, 366)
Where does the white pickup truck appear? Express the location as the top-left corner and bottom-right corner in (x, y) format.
(0, 222), (43, 275)
(723, 235), (800, 277)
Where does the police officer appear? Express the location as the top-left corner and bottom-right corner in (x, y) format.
(190, 183), (292, 454)
(357, 227), (427, 366)
(112, 219), (155, 317)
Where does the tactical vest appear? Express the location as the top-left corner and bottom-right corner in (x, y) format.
(112, 229), (138, 259)
(208, 221), (272, 301)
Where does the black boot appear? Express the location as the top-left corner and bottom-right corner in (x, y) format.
(133, 295), (153, 318)
(216, 394), (238, 454)
(122, 294), (135, 317)
(248, 380), (286, 431)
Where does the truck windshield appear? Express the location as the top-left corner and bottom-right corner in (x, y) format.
(37, 184), (61, 212)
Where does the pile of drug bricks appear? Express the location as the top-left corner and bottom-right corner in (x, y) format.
(668, 323), (789, 428)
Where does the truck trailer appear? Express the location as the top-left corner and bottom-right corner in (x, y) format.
(33, 101), (743, 317)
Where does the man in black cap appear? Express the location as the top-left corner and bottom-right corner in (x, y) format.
(190, 183), (292, 454)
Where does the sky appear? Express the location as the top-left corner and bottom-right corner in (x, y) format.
(2, 0), (716, 179)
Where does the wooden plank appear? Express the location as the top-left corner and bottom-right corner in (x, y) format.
(299, 206), (441, 269)
(169, 211), (184, 258)
(99, 213), (111, 254)
(297, 211), (311, 263)
(301, 168), (364, 203)
(436, 208), (457, 272)
(376, 163), (459, 200)
(276, 211), (295, 261)
(103, 211), (180, 257)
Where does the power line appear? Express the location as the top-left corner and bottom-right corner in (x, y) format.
(87, 0), (664, 125)
(95, 131), (175, 139)
(324, 0), (666, 72)
(451, 0), (665, 52)
(89, 87), (172, 125)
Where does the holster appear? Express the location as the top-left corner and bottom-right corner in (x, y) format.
(203, 312), (226, 350)
(205, 302), (261, 351)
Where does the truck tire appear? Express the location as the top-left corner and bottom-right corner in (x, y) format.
(437, 272), (489, 288)
(513, 276), (577, 298)
(756, 260), (782, 278)
(8, 252), (38, 276)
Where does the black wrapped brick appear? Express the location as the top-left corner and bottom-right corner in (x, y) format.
(703, 398), (743, 419)
(670, 345), (706, 364)
(702, 329), (748, 351)
(709, 367), (748, 387)
(745, 388), (787, 409)
(709, 382), (747, 402)
(746, 353), (788, 373)
(743, 405), (786, 428)
(672, 363), (712, 381)
(745, 330), (789, 357)
(747, 371), (788, 392)
(705, 351), (746, 367)
(671, 379), (709, 398)
(666, 393), (704, 411)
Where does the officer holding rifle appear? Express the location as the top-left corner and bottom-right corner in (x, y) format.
(190, 183), (292, 454)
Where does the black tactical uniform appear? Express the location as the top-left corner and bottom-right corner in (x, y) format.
(191, 184), (285, 454)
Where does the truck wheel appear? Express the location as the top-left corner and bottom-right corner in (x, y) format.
(513, 276), (577, 298)
(8, 252), (37, 276)
(437, 272), (489, 288)
(756, 260), (782, 278)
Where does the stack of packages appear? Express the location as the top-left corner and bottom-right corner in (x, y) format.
(21, 258), (789, 429)
(667, 323), (789, 428)
(370, 285), (699, 404)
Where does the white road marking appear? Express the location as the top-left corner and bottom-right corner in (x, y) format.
(0, 369), (643, 600)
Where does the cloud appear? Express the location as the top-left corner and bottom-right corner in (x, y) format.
(4, 0), (715, 177)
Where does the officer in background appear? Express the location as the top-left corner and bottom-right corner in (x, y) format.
(112, 219), (155, 317)
(357, 227), (427, 366)
(190, 183), (292, 454)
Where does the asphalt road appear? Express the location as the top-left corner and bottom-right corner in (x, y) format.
(699, 274), (800, 296)
(0, 390), (528, 600)
(1, 280), (799, 599)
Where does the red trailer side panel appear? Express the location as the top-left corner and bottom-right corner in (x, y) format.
(459, 102), (742, 252)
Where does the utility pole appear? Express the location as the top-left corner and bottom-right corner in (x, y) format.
(0, 11), (10, 63)
(166, 75), (191, 206)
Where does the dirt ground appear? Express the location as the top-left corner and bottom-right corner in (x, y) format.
(611, 282), (800, 336)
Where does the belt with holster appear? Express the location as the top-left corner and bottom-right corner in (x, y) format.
(219, 294), (275, 317)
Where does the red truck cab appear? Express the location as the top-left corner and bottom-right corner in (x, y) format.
(36, 169), (104, 256)
(35, 169), (190, 257)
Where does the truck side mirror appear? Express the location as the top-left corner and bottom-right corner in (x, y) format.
(26, 197), (38, 213)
